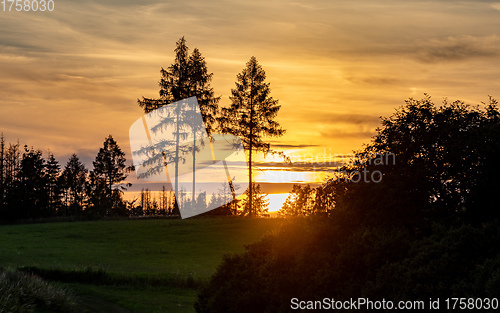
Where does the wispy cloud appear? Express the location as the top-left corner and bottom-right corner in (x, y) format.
(493, 3), (500, 11)
(1, 0), (499, 172)
(415, 35), (500, 63)
(269, 143), (320, 149)
(345, 76), (401, 86)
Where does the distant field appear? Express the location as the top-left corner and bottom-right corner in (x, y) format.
(0, 217), (282, 313)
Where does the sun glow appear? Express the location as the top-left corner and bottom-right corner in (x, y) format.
(255, 170), (326, 184)
(267, 193), (289, 212)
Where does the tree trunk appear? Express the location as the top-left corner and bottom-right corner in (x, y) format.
(172, 100), (182, 217)
(249, 76), (254, 217)
(192, 101), (197, 209)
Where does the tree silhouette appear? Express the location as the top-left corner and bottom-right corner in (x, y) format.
(60, 154), (88, 215)
(220, 57), (285, 216)
(0, 134), (4, 208)
(17, 146), (49, 218)
(322, 95), (500, 227)
(186, 47), (219, 208)
(87, 170), (108, 217)
(0, 136), (137, 220)
(188, 47), (220, 136)
(203, 181), (241, 216)
(279, 184), (314, 216)
(0, 141), (20, 220)
(92, 135), (129, 216)
(45, 153), (61, 215)
(195, 95), (500, 313)
(241, 183), (269, 217)
(137, 37), (192, 211)
(137, 37), (220, 215)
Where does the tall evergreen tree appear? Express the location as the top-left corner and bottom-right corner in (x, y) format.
(92, 135), (129, 216)
(138, 37), (190, 113)
(0, 134), (5, 208)
(4, 141), (20, 193)
(220, 57), (285, 216)
(85, 171), (105, 217)
(45, 153), (61, 215)
(241, 183), (269, 217)
(60, 154), (88, 215)
(137, 37), (220, 215)
(188, 47), (220, 135)
(186, 47), (220, 208)
(1, 142), (20, 220)
(137, 37), (219, 127)
(17, 146), (47, 218)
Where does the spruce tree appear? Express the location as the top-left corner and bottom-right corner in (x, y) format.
(221, 57), (285, 216)
(92, 135), (128, 216)
(137, 37), (220, 215)
(60, 154), (88, 215)
(45, 153), (61, 215)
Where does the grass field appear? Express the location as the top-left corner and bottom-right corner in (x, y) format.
(0, 217), (282, 312)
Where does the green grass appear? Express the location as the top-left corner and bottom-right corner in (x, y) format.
(67, 283), (198, 313)
(0, 267), (82, 313)
(0, 217), (281, 312)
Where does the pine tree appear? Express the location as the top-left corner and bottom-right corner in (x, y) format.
(137, 37), (220, 130)
(60, 154), (88, 215)
(187, 47), (219, 208)
(221, 57), (285, 216)
(241, 183), (269, 217)
(0, 134), (5, 208)
(2, 142), (20, 220)
(45, 153), (61, 215)
(17, 146), (47, 218)
(92, 135), (129, 216)
(278, 184), (314, 216)
(137, 37), (220, 215)
(86, 170), (107, 218)
(188, 47), (219, 135)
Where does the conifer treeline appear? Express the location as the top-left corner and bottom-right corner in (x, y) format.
(0, 37), (288, 221)
(0, 134), (134, 222)
(133, 184), (241, 217)
(0, 133), (266, 221)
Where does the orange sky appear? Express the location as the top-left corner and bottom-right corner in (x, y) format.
(1, 1), (500, 207)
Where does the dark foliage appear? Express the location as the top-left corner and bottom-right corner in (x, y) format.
(220, 57), (286, 216)
(0, 134), (132, 222)
(59, 154), (87, 216)
(195, 95), (500, 312)
(90, 135), (130, 217)
(137, 37), (220, 217)
(196, 218), (500, 313)
(338, 95), (500, 227)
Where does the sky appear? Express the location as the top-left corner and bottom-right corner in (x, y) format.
(1, 0), (500, 209)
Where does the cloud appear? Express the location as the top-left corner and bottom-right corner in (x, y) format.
(345, 76), (401, 86)
(309, 112), (381, 126)
(269, 143), (320, 149)
(319, 129), (377, 140)
(306, 113), (380, 141)
(288, 1), (320, 11)
(253, 161), (342, 172)
(1, 0), (500, 173)
(415, 35), (500, 63)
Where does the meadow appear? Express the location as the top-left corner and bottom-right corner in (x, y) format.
(0, 217), (281, 312)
